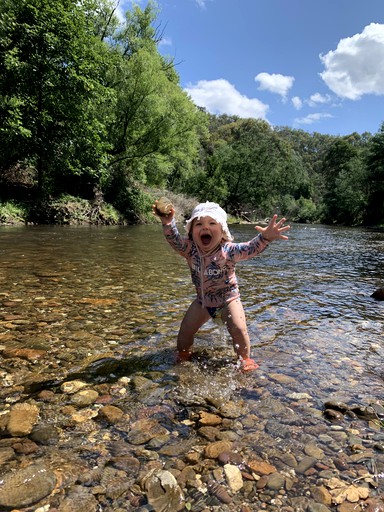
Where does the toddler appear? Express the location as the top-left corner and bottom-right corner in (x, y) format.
(153, 200), (290, 372)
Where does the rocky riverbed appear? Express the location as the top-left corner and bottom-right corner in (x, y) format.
(1, 223), (384, 511)
(0, 335), (383, 512)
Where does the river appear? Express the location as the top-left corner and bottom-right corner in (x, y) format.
(0, 222), (383, 511)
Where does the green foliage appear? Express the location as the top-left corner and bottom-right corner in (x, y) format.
(107, 175), (153, 223)
(333, 161), (367, 225)
(0, 0), (115, 197)
(283, 196), (320, 223)
(366, 122), (384, 224)
(191, 118), (311, 219)
(0, 0), (206, 221)
(106, 42), (206, 187)
(276, 127), (336, 204)
(0, 0), (383, 227)
(321, 135), (370, 225)
(184, 152), (229, 204)
(0, 201), (26, 224)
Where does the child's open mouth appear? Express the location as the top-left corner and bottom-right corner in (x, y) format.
(201, 234), (212, 245)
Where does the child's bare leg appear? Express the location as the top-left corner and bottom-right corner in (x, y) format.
(177, 299), (210, 353)
(222, 299), (251, 359)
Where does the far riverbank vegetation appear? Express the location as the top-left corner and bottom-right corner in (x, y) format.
(0, 1), (383, 228)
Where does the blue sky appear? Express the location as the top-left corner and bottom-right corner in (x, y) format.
(121, 0), (384, 136)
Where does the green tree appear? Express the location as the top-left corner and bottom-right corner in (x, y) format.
(103, 3), (207, 216)
(193, 117), (310, 219)
(276, 127), (335, 207)
(0, 0), (207, 223)
(0, 0), (114, 198)
(333, 158), (368, 225)
(321, 135), (369, 225)
(366, 123), (384, 225)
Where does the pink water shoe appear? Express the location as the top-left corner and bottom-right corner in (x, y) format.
(240, 358), (259, 372)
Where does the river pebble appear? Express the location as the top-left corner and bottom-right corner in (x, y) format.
(98, 404), (124, 423)
(71, 389), (99, 406)
(6, 402), (39, 436)
(224, 463), (243, 492)
(142, 469), (184, 511)
(0, 463), (57, 508)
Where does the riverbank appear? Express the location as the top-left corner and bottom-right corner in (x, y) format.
(0, 190), (200, 226)
(0, 196), (134, 226)
(2, 194), (383, 231)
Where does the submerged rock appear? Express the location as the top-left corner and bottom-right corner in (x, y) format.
(7, 402), (40, 436)
(207, 479), (233, 503)
(223, 463), (243, 492)
(61, 380), (89, 394)
(0, 464), (57, 509)
(371, 287), (384, 300)
(141, 469), (184, 512)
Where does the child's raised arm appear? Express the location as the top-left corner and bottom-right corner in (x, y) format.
(255, 214), (290, 242)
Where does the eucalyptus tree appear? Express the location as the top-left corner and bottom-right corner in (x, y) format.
(0, 0), (115, 198)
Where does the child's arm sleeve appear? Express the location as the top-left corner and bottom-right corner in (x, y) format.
(162, 219), (190, 256)
(227, 233), (270, 262)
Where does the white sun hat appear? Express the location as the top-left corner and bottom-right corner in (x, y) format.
(185, 201), (233, 241)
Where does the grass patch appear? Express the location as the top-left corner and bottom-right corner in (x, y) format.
(0, 201), (27, 224)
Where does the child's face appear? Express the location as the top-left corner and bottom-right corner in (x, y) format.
(191, 216), (223, 253)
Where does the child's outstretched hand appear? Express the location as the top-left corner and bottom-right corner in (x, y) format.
(255, 214), (290, 242)
(152, 199), (175, 224)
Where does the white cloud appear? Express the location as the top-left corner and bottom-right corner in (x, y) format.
(255, 72), (295, 99)
(184, 79), (269, 119)
(306, 92), (332, 106)
(294, 113), (334, 126)
(292, 96), (303, 110)
(320, 23), (384, 100)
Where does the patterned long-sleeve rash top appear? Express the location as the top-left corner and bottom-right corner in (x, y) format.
(163, 219), (270, 308)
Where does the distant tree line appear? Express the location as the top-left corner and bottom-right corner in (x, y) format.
(193, 119), (384, 227)
(0, 0), (383, 226)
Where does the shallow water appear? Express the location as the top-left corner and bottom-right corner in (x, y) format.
(0, 222), (383, 400)
(1, 222), (384, 509)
